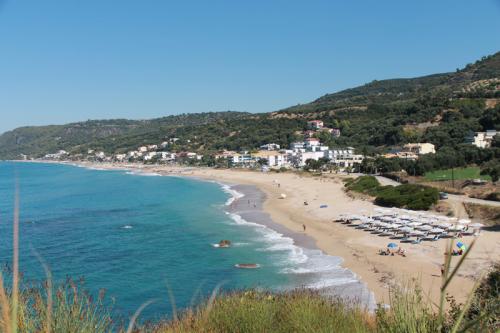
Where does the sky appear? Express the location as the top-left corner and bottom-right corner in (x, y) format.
(0, 0), (499, 134)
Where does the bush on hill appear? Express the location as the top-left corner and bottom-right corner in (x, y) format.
(374, 184), (439, 211)
(344, 176), (381, 195)
(346, 176), (439, 210)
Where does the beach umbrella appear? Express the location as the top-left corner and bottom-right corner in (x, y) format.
(399, 226), (413, 233)
(387, 243), (398, 249)
(469, 223), (484, 228)
(408, 222), (422, 227)
(438, 223), (452, 229)
(418, 225), (432, 231)
(409, 230), (425, 236)
(429, 228), (445, 234)
(448, 225), (464, 231)
(456, 242), (467, 251)
(387, 223), (400, 229)
(458, 219), (471, 225)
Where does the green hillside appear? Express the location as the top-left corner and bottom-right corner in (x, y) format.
(0, 52), (498, 160)
(0, 112), (250, 159)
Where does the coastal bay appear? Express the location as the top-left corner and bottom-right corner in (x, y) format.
(52, 161), (499, 306)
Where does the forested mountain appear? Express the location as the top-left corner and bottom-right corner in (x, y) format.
(0, 112), (250, 159)
(0, 52), (499, 160)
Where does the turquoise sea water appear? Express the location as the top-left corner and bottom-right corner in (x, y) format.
(0, 162), (373, 321)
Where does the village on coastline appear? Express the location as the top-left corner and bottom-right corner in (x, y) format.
(35, 119), (498, 172)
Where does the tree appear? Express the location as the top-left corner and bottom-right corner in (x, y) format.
(257, 158), (268, 166)
(479, 106), (500, 130)
(480, 159), (500, 183)
(304, 158), (329, 171)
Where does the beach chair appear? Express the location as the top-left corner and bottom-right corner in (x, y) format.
(411, 238), (422, 245)
(461, 230), (474, 236)
(429, 235), (441, 241)
(421, 234), (438, 241)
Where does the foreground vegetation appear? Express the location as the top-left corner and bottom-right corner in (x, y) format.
(0, 264), (498, 332)
(345, 176), (439, 210)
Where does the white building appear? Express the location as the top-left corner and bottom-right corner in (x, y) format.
(285, 139), (365, 169)
(95, 151), (106, 160)
(252, 150), (290, 168)
(138, 146), (148, 153)
(307, 120), (324, 130)
(260, 143), (281, 151)
(44, 150), (68, 160)
(467, 130), (497, 148)
(267, 154), (289, 168)
(291, 142), (306, 150)
(305, 138), (320, 148)
(160, 152), (176, 161)
(127, 151), (142, 159)
(144, 152), (159, 161)
(402, 143), (436, 155)
(114, 154), (127, 162)
(232, 153), (254, 165)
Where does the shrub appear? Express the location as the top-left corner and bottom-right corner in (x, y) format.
(346, 176), (439, 210)
(463, 263), (500, 331)
(146, 290), (373, 333)
(0, 275), (114, 333)
(345, 176), (381, 195)
(375, 184), (439, 210)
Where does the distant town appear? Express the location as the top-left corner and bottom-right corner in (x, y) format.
(35, 119), (498, 172)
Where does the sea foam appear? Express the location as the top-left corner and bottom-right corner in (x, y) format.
(220, 184), (244, 206)
(221, 183), (376, 310)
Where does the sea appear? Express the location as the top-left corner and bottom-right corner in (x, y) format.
(0, 161), (374, 321)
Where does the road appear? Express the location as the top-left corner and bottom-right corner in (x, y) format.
(374, 176), (500, 208)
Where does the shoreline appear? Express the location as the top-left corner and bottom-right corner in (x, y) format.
(225, 183), (376, 308)
(11, 160), (499, 306)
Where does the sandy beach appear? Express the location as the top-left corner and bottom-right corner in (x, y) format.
(41, 161), (500, 306)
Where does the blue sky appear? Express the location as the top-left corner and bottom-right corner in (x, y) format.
(0, 0), (499, 133)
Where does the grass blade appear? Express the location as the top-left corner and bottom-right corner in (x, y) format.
(126, 299), (157, 333)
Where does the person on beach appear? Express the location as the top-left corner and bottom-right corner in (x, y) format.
(440, 264), (445, 276)
(302, 224), (306, 232)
